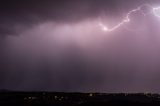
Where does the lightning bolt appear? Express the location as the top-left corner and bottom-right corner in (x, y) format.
(99, 4), (160, 32)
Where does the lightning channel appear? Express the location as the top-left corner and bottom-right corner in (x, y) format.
(99, 4), (158, 32)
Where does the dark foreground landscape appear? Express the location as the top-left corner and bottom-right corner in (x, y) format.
(1, 91), (160, 106)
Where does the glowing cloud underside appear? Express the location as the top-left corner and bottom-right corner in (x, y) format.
(153, 7), (160, 18)
(99, 4), (160, 32)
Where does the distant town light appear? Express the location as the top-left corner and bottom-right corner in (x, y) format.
(89, 93), (93, 97)
(55, 96), (58, 99)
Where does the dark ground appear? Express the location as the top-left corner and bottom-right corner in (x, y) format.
(0, 91), (160, 106)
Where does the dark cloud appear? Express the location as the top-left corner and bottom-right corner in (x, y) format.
(1, 0), (160, 92)
(0, 0), (153, 36)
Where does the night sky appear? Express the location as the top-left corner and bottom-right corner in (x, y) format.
(1, 0), (160, 92)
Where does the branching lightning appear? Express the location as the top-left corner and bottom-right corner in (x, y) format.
(99, 4), (160, 32)
(99, 7), (140, 32)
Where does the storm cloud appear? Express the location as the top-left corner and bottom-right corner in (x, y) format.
(1, 0), (160, 93)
